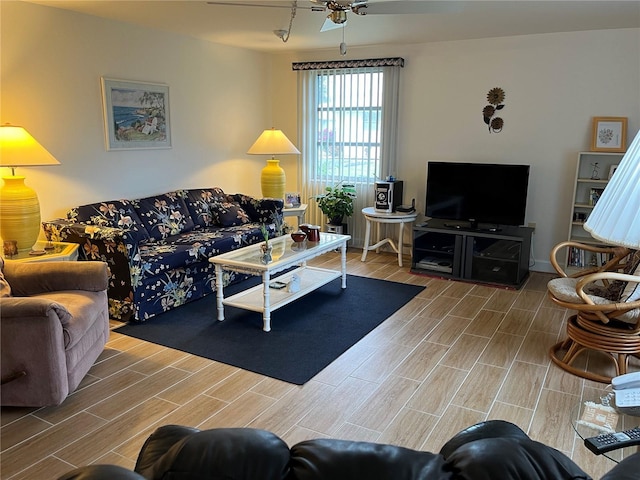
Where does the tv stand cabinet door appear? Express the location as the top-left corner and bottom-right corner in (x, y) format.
(411, 229), (463, 277)
(463, 231), (531, 288)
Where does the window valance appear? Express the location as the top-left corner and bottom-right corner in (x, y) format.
(292, 57), (404, 71)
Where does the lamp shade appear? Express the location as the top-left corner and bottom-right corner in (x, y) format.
(584, 129), (640, 249)
(247, 128), (300, 156)
(0, 124), (60, 169)
(247, 128), (299, 199)
(0, 124), (60, 252)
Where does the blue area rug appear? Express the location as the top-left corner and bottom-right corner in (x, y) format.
(115, 275), (424, 384)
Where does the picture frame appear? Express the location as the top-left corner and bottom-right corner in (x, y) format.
(590, 117), (627, 152)
(285, 192), (301, 208)
(608, 164), (619, 180)
(101, 77), (172, 151)
(589, 187), (604, 206)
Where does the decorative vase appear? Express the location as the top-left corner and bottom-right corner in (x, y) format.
(260, 243), (273, 264)
(261, 159), (286, 200)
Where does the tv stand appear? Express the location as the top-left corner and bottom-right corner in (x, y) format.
(443, 222), (502, 233)
(412, 219), (533, 288)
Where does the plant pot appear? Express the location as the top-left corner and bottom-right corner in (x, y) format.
(329, 215), (344, 226)
(260, 244), (273, 264)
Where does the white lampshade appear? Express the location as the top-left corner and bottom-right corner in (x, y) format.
(584, 128), (640, 248)
(0, 124), (60, 171)
(247, 128), (300, 156)
(0, 124), (60, 251)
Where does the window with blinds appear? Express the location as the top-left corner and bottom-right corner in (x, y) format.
(294, 58), (403, 245)
(315, 68), (383, 183)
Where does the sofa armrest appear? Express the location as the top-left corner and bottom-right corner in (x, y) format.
(43, 219), (137, 256)
(600, 452), (640, 480)
(4, 261), (108, 296)
(439, 420), (529, 458)
(43, 219), (136, 321)
(57, 465), (146, 480)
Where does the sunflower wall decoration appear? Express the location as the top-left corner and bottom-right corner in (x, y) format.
(483, 87), (505, 133)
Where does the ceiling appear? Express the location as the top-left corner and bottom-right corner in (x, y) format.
(27, 0), (640, 54)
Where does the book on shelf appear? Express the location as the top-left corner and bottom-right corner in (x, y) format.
(567, 246), (613, 268)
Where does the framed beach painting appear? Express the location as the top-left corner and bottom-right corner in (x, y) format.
(590, 116), (627, 153)
(101, 77), (172, 150)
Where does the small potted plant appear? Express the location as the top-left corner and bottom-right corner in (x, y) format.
(259, 224), (272, 263)
(313, 183), (357, 226)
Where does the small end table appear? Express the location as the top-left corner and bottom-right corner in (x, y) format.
(3, 241), (79, 263)
(361, 207), (418, 267)
(283, 203), (308, 226)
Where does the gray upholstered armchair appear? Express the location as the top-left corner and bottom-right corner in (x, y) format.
(1, 259), (110, 406)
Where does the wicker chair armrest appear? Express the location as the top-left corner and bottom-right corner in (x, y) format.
(576, 272), (640, 307)
(549, 241), (630, 278)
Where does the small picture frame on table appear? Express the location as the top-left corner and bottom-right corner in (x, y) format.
(590, 117), (627, 152)
(285, 192), (301, 208)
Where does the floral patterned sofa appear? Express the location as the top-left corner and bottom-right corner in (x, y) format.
(43, 188), (283, 322)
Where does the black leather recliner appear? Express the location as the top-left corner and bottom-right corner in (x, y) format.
(57, 420), (640, 480)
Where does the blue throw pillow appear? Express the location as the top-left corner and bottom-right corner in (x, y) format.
(210, 201), (250, 227)
(133, 193), (195, 240)
(181, 188), (227, 228)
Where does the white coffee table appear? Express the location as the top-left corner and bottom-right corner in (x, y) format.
(209, 232), (350, 332)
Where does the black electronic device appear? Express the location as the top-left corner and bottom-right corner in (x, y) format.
(396, 198), (416, 213)
(425, 162), (530, 228)
(584, 426), (640, 455)
(375, 180), (403, 213)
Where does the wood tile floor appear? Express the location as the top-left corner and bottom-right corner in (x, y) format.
(2, 250), (639, 479)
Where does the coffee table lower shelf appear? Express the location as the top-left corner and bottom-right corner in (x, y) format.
(221, 266), (342, 330)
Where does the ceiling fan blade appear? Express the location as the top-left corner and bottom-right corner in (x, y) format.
(320, 17), (346, 32)
(206, 1), (314, 10)
(363, 1), (462, 15)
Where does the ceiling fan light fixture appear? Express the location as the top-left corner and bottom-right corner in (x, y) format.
(329, 10), (347, 24)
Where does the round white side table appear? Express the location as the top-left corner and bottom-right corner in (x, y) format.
(361, 207), (418, 267)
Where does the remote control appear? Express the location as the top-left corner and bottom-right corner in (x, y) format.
(584, 426), (640, 455)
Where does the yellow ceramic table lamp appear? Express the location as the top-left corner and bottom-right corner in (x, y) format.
(0, 124), (60, 252)
(247, 128), (300, 200)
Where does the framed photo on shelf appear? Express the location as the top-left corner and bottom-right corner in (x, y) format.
(101, 77), (172, 151)
(285, 192), (301, 208)
(589, 187), (604, 206)
(590, 117), (627, 152)
(608, 164), (619, 180)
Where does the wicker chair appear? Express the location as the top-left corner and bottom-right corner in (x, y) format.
(547, 241), (640, 383)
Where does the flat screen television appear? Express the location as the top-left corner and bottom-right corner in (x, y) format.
(425, 161), (530, 228)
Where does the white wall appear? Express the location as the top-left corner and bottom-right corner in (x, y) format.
(1, 1), (274, 221)
(2, 2), (639, 271)
(270, 29), (640, 271)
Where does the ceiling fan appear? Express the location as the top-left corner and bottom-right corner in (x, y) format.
(207, 1), (457, 31)
(206, 1), (458, 54)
